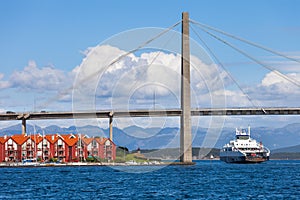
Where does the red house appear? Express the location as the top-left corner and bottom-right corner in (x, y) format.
(97, 138), (116, 160)
(0, 133), (116, 163)
(83, 137), (116, 161)
(8, 135), (29, 161)
(61, 134), (78, 162)
(45, 134), (60, 161)
(6, 134), (43, 162)
(0, 136), (8, 162)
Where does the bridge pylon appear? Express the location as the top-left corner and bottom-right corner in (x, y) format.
(180, 12), (193, 163)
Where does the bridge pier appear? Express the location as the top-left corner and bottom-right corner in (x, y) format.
(180, 12), (192, 163)
(109, 112), (113, 141)
(22, 119), (26, 135)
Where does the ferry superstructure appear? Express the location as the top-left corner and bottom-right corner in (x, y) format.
(220, 127), (270, 163)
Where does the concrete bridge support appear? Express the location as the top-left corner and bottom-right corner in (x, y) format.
(180, 12), (192, 163)
(22, 119), (26, 135)
(109, 112), (113, 141)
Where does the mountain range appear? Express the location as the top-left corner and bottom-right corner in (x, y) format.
(0, 123), (299, 152)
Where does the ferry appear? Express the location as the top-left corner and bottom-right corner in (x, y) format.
(220, 126), (270, 163)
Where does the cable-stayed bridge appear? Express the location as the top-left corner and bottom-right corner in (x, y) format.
(3, 107), (300, 121)
(1, 12), (299, 163)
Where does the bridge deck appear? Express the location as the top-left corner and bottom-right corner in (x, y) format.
(1, 108), (300, 121)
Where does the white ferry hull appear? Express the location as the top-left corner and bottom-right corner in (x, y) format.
(220, 151), (246, 163)
(220, 155), (269, 163)
(220, 151), (269, 163)
(220, 155), (245, 163)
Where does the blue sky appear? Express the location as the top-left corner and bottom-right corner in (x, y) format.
(0, 0), (300, 129)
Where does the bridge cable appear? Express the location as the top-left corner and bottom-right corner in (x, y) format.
(148, 25), (179, 67)
(192, 22), (300, 88)
(107, 20), (181, 67)
(39, 21), (181, 109)
(190, 19), (300, 64)
(136, 24), (179, 110)
(147, 25), (179, 79)
(190, 25), (258, 108)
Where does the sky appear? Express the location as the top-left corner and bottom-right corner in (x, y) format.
(0, 0), (300, 130)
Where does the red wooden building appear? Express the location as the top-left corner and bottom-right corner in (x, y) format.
(82, 137), (116, 161)
(0, 133), (116, 163)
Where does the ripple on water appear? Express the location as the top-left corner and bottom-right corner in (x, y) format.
(0, 161), (299, 199)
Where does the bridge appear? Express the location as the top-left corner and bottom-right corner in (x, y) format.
(1, 12), (299, 163)
(2, 106), (300, 163)
(3, 107), (300, 121)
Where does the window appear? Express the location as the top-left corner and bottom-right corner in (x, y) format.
(92, 140), (97, 148)
(58, 139), (63, 145)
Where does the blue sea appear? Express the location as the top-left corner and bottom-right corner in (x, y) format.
(0, 160), (299, 199)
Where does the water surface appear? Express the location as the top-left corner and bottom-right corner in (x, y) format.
(0, 160), (299, 199)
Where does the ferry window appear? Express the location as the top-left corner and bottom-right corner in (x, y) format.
(238, 136), (249, 140)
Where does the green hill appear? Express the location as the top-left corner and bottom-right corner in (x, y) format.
(131, 147), (220, 160)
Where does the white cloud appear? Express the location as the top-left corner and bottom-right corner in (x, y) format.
(190, 55), (230, 92)
(2, 44), (299, 122)
(0, 73), (11, 89)
(10, 60), (69, 92)
(245, 70), (300, 107)
(0, 61), (76, 112)
(0, 45), (231, 112)
(73, 45), (230, 110)
(261, 70), (300, 89)
(260, 71), (300, 95)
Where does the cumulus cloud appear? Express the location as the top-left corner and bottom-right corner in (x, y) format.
(245, 70), (300, 107)
(0, 61), (75, 111)
(190, 55), (230, 92)
(0, 73), (11, 89)
(261, 70), (300, 89)
(2, 44), (299, 114)
(9, 60), (69, 91)
(72, 45), (230, 110)
(0, 45), (230, 111)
